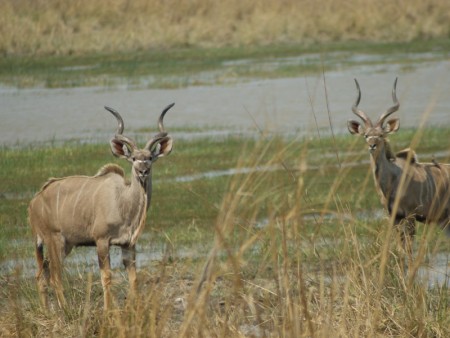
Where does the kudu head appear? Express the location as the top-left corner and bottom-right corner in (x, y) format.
(347, 78), (400, 155)
(105, 103), (174, 184)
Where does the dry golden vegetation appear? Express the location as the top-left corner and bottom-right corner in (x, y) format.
(1, 0), (450, 56)
(1, 132), (450, 337)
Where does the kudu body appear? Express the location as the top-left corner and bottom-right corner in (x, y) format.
(28, 103), (174, 309)
(347, 79), (450, 251)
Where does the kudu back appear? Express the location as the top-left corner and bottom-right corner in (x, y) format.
(347, 78), (450, 253)
(28, 103), (174, 309)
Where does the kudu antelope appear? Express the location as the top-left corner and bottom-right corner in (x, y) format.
(28, 103), (174, 309)
(347, 78), (450, 253)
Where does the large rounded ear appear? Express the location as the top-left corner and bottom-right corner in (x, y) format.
(110, 138), (133, 160)
(151, 136), (173, 158)
(347, 120), (364, 135)
(384, 118), (400, 134)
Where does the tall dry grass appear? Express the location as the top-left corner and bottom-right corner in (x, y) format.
(1, 133), (449, 337)
(175, 137), (449, 337)
(1, 0), (449, 56)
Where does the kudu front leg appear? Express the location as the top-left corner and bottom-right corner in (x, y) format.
(47, 235), (67, 309)
(121, 244), (137, 300)
(97, 240), (112, 310)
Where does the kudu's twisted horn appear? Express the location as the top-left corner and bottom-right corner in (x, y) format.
(104, 106), (124, 134)
(376, 77), (400, 127)
(352, 79), (373, 127)
(105, 106), (138, 150)
(158, 102), (175, 133)
(145, 103), (175, 151)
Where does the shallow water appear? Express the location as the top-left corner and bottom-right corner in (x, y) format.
(1, 55), (449, 146)
(2, 236), (448, 289)
(417, 252), (450, 288)
(1, 53), (450, 288)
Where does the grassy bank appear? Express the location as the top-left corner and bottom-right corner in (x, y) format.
(1, 128), (450, 336)
(1, 0), (450, 57)
(1, 39), (450, 89)
(1, 0), (450, 89)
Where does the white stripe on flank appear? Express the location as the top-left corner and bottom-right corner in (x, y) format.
(73, 180), (89, 219)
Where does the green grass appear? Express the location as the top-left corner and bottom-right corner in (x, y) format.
(1, 128), (450, 336)
(1, 128), (449, 260)
(1, 39), (449, 89)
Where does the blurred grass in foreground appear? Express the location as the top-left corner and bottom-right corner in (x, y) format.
(0, 128), (449, 336)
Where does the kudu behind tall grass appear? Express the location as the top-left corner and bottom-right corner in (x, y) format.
(28, 103), (174, 309)
(347, 78), (450, 255)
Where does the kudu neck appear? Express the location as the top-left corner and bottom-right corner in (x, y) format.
(383, 139), (396, 160)
(369, 138), (401, 199)
(129, 169), (152, 210)
(370, 138), (395, 162)
(143, 171), (153, 210)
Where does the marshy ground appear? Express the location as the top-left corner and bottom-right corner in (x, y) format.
(1, 1), (450, 336)
(1, 128), (450, 336)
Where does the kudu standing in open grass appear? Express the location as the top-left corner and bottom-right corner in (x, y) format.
(347, 78), (450, 258)
(28, 103), (174, 310)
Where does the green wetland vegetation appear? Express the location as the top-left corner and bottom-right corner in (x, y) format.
(1, 127), (450, 336)
(1, 39), (450, 89)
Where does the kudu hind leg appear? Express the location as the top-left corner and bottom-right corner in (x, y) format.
(35, 237), (50, 308)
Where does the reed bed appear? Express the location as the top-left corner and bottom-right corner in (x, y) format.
(1, 129), (449, 337)
(1, 0), (450, 56)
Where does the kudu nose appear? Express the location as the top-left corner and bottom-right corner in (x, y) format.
(139, 169), (150, 177)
